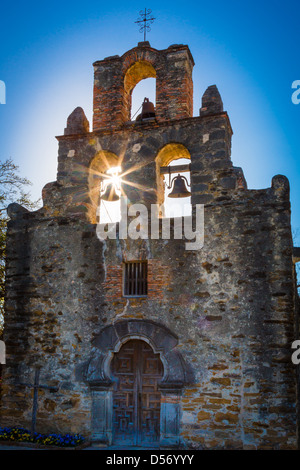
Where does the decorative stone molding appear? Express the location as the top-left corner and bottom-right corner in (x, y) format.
(84, 319), (193, 447)
(85, 319), (192, 388)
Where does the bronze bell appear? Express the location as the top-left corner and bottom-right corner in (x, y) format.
(141, 97), (155, 119)
(101, 183), (120, 201)
(168, 174), (191, 198)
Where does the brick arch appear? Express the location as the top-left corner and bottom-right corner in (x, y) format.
(92, 44), (194, 130)
(121, 46), (159, 71)
(87, 150), (121, 223)
(123, 60), (157, 122)
(155, 143), (191, 205)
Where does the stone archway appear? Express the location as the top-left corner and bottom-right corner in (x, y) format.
(155, 143), (191, 207)
(87, 150), (122, 224)
(84, 319), (193, 448)
(123, 61), (157, 123)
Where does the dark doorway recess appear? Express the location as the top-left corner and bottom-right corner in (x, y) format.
(111, 339), (163, 446)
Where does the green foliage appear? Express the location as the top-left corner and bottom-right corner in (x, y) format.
(0, 158), (40, 334)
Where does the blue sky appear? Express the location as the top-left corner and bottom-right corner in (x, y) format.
(0, 0), (299, 243)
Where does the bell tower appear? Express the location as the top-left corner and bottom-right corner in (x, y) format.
(51, 41), (236, 220)
(92, 41), (194, 130)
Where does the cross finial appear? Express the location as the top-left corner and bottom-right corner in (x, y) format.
(135, 8), (156, 42)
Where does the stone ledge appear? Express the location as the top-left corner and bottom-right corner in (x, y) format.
(56, 112), (232, 140)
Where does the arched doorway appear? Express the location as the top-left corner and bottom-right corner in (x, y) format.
(85, 320), (193, 447)
(111, 339), (163, 446)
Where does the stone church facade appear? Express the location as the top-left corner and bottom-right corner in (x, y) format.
(0, 42), (299, 449)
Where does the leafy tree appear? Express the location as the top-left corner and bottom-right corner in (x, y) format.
(0, 158), (40, 334)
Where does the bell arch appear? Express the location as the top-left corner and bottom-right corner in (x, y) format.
(155, 143), (191, 207)
(123, 60), (157, 122)
(87, 150), (122, 223)
(84, 319), (193, 447)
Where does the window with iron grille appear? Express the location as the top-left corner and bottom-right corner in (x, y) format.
(123, 261), (148, 297)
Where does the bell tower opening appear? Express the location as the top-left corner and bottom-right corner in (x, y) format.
(131, 77), (156, 121)
(99, 166), (122, 224)
(123, 60), (156, 122)
(156, 143), (192, 218)
(88, 151), (122, 224)
(163, 158), (191, 217)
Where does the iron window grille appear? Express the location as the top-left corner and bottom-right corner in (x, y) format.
(123, 261), (148, 297)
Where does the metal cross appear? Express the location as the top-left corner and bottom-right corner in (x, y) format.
(135, 8), (156, 42)
(18, 367), (58, 437)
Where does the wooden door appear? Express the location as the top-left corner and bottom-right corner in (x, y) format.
(111, 340), (163, 446)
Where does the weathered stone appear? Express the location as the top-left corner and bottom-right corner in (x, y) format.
(200, 85), (224, 117)
(1, 40), (298, 451)
(64, 107), (89, 135)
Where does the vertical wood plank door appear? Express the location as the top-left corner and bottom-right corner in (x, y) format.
(111, 340), (163, 446)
